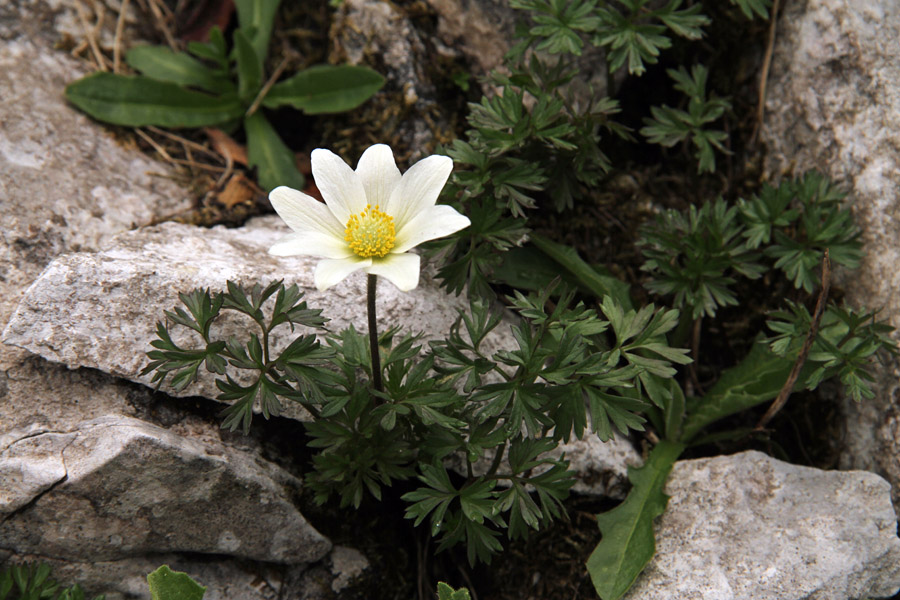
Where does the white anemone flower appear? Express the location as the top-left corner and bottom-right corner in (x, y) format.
(268, 144), (470, 292)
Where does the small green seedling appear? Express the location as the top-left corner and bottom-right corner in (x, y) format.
(65, 0), (384, 191)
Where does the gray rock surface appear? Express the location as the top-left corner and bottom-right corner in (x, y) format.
(424, 0), (516, 77)
(2, 216), (515, 409)
(0, 35), (191, 368)
(760, 0), (900, 509)
(0, 415), (331, 564)
(329, 0), (454, 158)
(625, 451), (900, 600)
(5, 545), (367, 600)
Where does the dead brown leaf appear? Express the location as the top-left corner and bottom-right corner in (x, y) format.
(216, 172), (259, 209)
(205, 128), (248, 166)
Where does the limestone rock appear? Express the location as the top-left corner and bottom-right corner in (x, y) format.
(329, 0), (453, 159)
(0, 35), (191, 368)
(0, 356), (344, 597)
(759, 0), (900, 509)
(1, 0), (143, 51)
(559, 432), (640, 498)
(2, 216), (514, 411)
(625, 451), (900, 600)
(5, 545), (367, 600)
(0, 415), (331, 564)
(424, 0), (516, 77)
(328, 546), (369, 594)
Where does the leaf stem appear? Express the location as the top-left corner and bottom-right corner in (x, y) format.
(368, 274), (384, 393)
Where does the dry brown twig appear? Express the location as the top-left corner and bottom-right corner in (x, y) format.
(245, 54), (293, 118)
(756, 248), (831, 431)
(751, 0), (783, 144)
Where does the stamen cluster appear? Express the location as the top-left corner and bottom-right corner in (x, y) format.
(344, 204), (396, 258)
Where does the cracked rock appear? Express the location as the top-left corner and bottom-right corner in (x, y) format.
(2, 216), (516, 412)
(0, 415), (331, 564)
(624, 451), (900, 600)
(0, 428), (73, 514)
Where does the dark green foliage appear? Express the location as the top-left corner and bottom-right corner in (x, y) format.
(729, 0), (772, 19)
(639, 172), (866, 318)
(435, 52), (626, 298)
(510, 0), (711, 76)
(766, 302), (898, 402)
(639, 198), (764, 319)
(145, 280), (684, 564)
(679, 337), (799, 441)
(593, 0), (709, 75)
(0, 563), (103, 600)
(640, 65), (731, 173)
(510, 0), (601, 55)
(141, 281), (333, 433)
(752, 172), (864, 292)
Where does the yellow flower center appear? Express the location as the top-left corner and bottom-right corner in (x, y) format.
(344, 204), (396, 258)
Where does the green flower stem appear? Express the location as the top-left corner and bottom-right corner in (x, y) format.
(367, 274), (384, 393)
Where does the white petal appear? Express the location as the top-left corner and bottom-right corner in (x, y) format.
(365, 253), (421, 292)
(269, 186), (344, 239)
(384, 154), (453, 230)
(311, 148), (368, 225)
(356, 144), (401, 209)
(314, 256), (372, 291)
(268, 231), (352, 259)
(393, 204), (471, 253)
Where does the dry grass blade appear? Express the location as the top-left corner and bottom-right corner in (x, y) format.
(147, 126), (224, 162)
(112, 0), (131, 73)
(147, 0), (178, 50)
(135, 128), (173, 162)
(76, 0), (109, 71)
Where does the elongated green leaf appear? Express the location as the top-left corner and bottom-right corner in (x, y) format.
(234, 0), (280, 60)
(662, 376), (686, 442)
(680, 339), (812, 442)
(147, 566), (205, 600)
(234, 29), (262, 102)
(587, 440), (684, 600)
(125, 46), (232, 94)
(530, 233), (633, 310)
(245, 111), (305, 192)
(65, 72), (242, 127)
(262, 65), (385, 114)
(494, 245), (581, 292)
